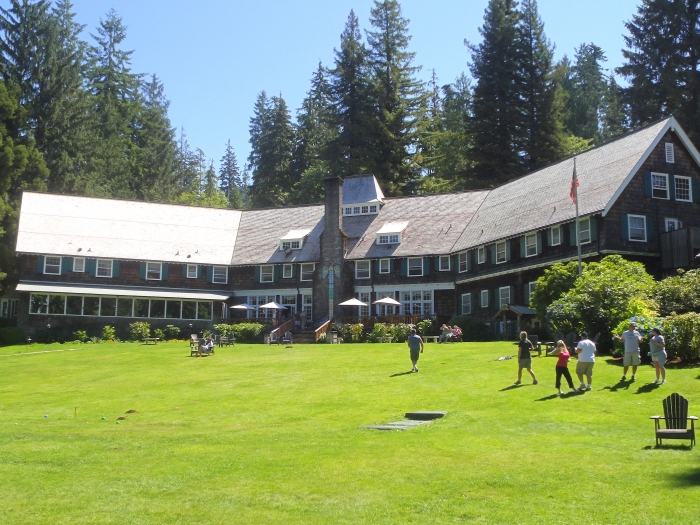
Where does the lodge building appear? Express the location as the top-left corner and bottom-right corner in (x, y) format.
(2, 117), (700, 340)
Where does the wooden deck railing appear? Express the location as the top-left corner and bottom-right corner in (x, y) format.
(336, 314), (436, 327)
(314, 319), (332, 343)
(269, 319), (294, 342)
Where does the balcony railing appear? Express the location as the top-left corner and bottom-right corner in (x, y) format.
(660, 227), (700, 269)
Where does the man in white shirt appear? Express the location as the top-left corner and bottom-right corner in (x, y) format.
(575, 332), (596, 391)
(614, 322), (642, 381)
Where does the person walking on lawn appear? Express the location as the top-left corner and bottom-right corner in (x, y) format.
(614, 322), (642, 381)
(649, 327), (667, 384)
(407, 329), (424, 372)
(515, 331), (538, 385)
(575, 332), (596, 391)
(550, 340), (576, 395)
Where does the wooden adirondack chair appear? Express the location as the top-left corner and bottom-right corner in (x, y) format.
(650, 393), (697, 448)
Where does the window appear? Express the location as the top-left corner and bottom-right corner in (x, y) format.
(477, 247), (486, 264)
(212, 266), (227, 284)
(248, 295), (277, 319)
(281, 239), (301, 251)
(283, 264), (293, 279)
(369, 205), (378, 213)
(96, 259), (113, 278)
(302, 294), (313, 319)
(408, 257), (423, 277)
(439, 255), (451, 271)
(458, 252), (467, 273)
(551, 226), (561, 246)
(527, 282), (537, 304)
(44, 256), (61, 275)
(281, 295), (297, 315)
(359, 292), (370, 317)
(665, 218), (679, 232)
(499, 286), (511, 308)
(146, 262), (162, 280)
(375, 292), (397, 315)
(496, 241), (507, 263)
(401, 290), (433, 316)
(361, 206), (368, 213)
(379, 259), (390, 274)
(675, 175), (691, 202)
(628, 214), (647, 242)
(378, 234), (400, 245)
(345, 207), (352, 215)
(462, 293), (472, 315)
(665, 142), (674, 163)
(186, 264), (198, 279)
(73, 257), (85, 272)
(525, 233), (537, 257)
(480, 290), (489, 308)
(652, 173), (669, 199)
(355, 260), (370, 279)
(579, 217), (591, 244)
(353, 206), (360, 214)
(300, 263), (315, 281)
(260, 265), (274, 283)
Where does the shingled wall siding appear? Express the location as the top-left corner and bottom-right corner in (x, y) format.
(603, 131), (700, 276)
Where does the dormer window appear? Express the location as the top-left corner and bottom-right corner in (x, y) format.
(280, 229), (311, 251)
(281, 240), (301, 251)
(342, 202), (381, 216)
(376, 221), (407, 245)
(378, 234), (400, 245)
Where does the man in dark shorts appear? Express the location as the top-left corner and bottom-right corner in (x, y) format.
(407, 329), (424, 372)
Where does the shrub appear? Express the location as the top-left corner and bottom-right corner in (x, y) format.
(101, 325), (116, 341)
(164, 325), (181, 339)
(344, 323), (365, 342)
(417, 319), (434, 336)
(448, 315), (494, 341)
(317, 332), (327, 343)
(154, 328), (165, 340)
(73, 330), (89, 343)
(0, 327), (24, 346)
(390, 323), (415, 343)
(214, 323), (234, 337)
(228, 323), (266, 343)
(368, 323), (392, 342)
(129, 322), (151, 341)
(664, 312), (700, 362)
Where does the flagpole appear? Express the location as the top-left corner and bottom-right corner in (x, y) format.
(574, 157), (582, 276)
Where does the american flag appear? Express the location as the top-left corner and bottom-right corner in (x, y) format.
(569, 159), (579, 204)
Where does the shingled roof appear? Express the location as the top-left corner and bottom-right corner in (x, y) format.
(344, 191), (489, 259)
(342, 174), (385, 204)
(453, 118), (673, 251)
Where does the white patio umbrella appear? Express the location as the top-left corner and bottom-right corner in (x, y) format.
(338, 298), (368, 307)
(229, 303), (257, 310)
(372, 297), (401, 306)
(259, 301), (288, 310)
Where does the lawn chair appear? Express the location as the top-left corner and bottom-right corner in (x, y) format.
(529, 335), (541, 357)
(189, 334), (199, 354)
(281, 331), (292, 345)
(219, 333), (234, 347)
(651, 393), (697, 448)
(565, 331), (577, 352)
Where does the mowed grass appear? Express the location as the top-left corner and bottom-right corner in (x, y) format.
(0, 341), (699, 524)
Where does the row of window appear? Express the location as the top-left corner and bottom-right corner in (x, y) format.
(650, 172), (692, 201)
(259, 263), (315, 283)
(28, 294), (213, 320)
(0, 298), (18, 318)
(244, 294), (313, 319)
(355, 257), (449, 279)
(355, 290), (434, 316)
(343, 204), (379, 216)
(461, 282), (538, 314)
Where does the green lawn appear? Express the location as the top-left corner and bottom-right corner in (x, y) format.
(0, 341), (698, 524)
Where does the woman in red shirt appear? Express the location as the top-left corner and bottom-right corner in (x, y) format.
(550, 340), (576, 395)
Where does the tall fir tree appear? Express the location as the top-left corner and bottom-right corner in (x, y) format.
(600, 75), (627, 141)
(219, 139), (243, 208)
(468, 0), (524, 187)
(563, 43), (608, 143)
(618, 0), (700, 142)
(327, 10), (375, 179)
(366, 0), (425, 195)
(174, 127), (198, 191)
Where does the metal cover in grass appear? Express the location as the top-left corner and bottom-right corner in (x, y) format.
(405, 411), (446, 420)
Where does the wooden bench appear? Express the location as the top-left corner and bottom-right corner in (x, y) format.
(651, 392), (697, 448)
(377, 336), (393, 343)
(142, 337), (160, 345)
(424, 336), (440, 343)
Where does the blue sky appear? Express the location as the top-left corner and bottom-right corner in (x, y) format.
(66, 0), (642, 173)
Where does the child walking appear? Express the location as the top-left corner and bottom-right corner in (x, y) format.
(550, 340), (576, 395)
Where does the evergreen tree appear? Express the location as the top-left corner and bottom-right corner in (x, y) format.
(564, 43), (608, 143)
(327, 10), (375, 179)
(518, 0), (566, 171)
(600, 75), (627, 141)
(174, 127), (198, 191)
(366, 0), (425, 195)
(468, 0), (524, 186)
(219, 139), (241, 204)
(618, 0), (700, 142)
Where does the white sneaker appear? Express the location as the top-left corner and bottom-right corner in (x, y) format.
(653, 379), (660, 384)
(585, 385), (592, 391)
(661, 379), (666, 384)
(414, 366), (418, 372)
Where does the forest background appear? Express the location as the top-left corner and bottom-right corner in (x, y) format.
(0, 0), (698, 290)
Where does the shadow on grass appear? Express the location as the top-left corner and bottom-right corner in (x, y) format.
(643, 444), (695, 453)
(535, 391), (581, 401)
(603, 380), (632, 392)
(604, 358), (623, 367)
(390, 370), (415, 377)
(634, 383), (661, 394)
(667, 467), (700, 487)
(499, 384), (523, 391)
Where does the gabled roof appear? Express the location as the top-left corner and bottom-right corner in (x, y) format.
(345, 191), (489, 259)
(16, 192), (241, 265)
(342, 174), (385, 204)
(453, 118), (672, 251)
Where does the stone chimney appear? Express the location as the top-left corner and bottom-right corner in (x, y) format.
(313, 177), (347, 322)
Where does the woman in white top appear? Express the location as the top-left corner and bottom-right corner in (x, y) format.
(649, 327), (666, 384)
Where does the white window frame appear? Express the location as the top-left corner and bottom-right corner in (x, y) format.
(665, 142), (675, 163)
(628, 214), (647, 242)
(477, 246), (486, 264)
(359, 292), (370, 317)
(369, 205), (378, 213)
(527, 282), (537, 304)
(496, 241), (507, 264)
(579, 217), (591, 244)
(525, 233), (537, 257)
(674, 175), (692, 202)
(96, 259), (113, 278)
(407, 257), (423, 277)
(458, 252), (467, 273)
(665, 218), (680, 232)
(379, 258), (391, 274)
(146, 262), (162, 280)
(651, 172), (669, 199)
(355, 260), (370, 279)
(461, 293), (472, 315)
(186, 264), (198, 279)
(282, 264), (293, 279)
(300, 263), (315, 281)
(400, 290), (433, 316)
(551, 225), (561, 246)
(73, 257), (85, 273)
(344, 207), (353, 215)
(44, 256), (61, 275)
(280, 239), (302, 251)
(212, 266), (228, 284)
(499, 286), (511, 308)
(480, 289), (489, 308)
(439, 255), (451, 271)
(260, 265), (274, 283)
(377, 233), (400, 245)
